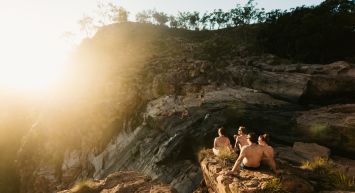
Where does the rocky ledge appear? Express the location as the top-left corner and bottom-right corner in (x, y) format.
(58, 171), (175, 193)
(198, 142), (355, 193)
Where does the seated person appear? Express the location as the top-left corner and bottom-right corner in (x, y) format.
(258, 134), (278, 175)
(213, 127), (233, 157)
(234, 126), (249, 152)
(226, 133), (279, 175)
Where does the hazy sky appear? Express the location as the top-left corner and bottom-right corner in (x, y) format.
(118, 0), (325, 16)
(0, 0), (325, 44)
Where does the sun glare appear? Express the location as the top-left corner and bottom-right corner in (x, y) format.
(0, 13), (70, 96)
(0, 43), (68, 95)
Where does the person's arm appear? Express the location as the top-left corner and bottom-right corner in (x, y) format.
(234, 136), (239, 148)
(264, 148), (279, 175)
(231, 147), (246, 173)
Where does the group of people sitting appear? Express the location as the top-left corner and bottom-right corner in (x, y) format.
(212, 126), (279, 175)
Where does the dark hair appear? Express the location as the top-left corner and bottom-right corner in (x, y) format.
(218, 127), (226, 136)
(238, 126), (247, 134)
(259, 134), (270, 143)
(247, 133), (258, 143)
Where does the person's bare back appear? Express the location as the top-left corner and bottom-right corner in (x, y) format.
(241, 144), (265, 167)
(262, 145), (274, 160)
(214, 136), (231, 148)
(213, 127), (232, 156)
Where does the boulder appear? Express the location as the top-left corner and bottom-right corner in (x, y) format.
(296, 104), (355, 154)
(293, 142), (331, 161)
(274, 146), (307, 165)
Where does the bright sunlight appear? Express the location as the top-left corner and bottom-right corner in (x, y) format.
(0, 0), (98, 96)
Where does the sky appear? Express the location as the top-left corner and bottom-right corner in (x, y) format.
(0, 0), (324, 93)
(118, 0), (325, 16)
(0, 0), (325, 43)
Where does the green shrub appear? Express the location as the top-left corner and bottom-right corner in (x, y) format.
(69, 180), (98, 193)
(301, 158), (355, 191)
(262, 178), (288, 193)
(301, 157), (333, 175)
(329, 171), (355, 191)
(197, 148), (213, 162)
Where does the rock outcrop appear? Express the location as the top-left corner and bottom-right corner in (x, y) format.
(200, 144), (355, 193)
(199, 149), (315, 193)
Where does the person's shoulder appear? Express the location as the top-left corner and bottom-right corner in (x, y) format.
(223, 136), (230, 141)
(267, 145), (274, 151)
(240, 135), (247, 139)
(242, 144), (253, 150)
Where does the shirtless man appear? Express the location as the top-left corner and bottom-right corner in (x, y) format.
(258, 134), (278, 175)
(227, 133), (279, 175)
(213, 127), (233, 156)
(234, 126), (249, 151)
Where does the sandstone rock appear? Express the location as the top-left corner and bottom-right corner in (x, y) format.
(293, 142), (331, 161)
(274, 146), (307, 164)
(280, 175), (314, 193)
(199, 149), (319, 193)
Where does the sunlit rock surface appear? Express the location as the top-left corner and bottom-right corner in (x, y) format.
(199, 149), (314, 193)
(58, 171), (175, 193)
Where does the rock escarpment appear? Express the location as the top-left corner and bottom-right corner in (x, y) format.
(15, 23), (355, 193)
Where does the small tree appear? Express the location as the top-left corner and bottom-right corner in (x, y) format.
(152, 11), (169, 25)
(168, 16), (178, 28)
(177, 12), (190, 29)
(95, 1), (119, 25)
(136, 10), (153, 23)
(187, 11), (200, 30)
(230, 4), (244, 26)
(114, 6), (129, 23)
(241, 0), (258, 24)
(200, 12), (210, 30)
(78, 15), (94, 37)
(213, 9), (227, 29)
(208, 12), (217, 29)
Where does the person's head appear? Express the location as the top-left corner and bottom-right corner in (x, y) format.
(238, 126), (246, 135)
(218, 127), (226, 136)
(258, 134), (270, 144)
(247, 133), (258, 144)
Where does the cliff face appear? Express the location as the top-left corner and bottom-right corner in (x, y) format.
(15, 23), (355, 193)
